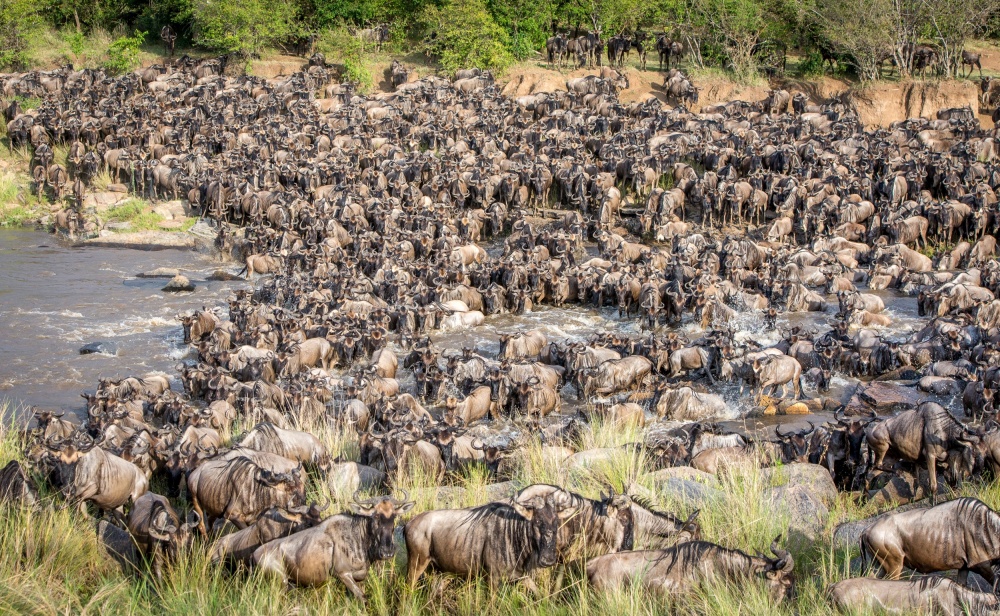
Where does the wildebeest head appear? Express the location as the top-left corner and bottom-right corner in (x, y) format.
(148, 506), (199, 561)
(511, 495), (560, 568)
(351, 491), (414, 561)
(760, 537), (795, 603)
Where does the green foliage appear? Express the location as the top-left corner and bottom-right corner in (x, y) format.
(103, 28), (145, 73)
(64, 28), (85, 55)
(0, 0), (43, 70)
(419, 0), (514, 75)
(795, 50), (825, 77)
(315, 26), (374, 91)
(192, 0), (298, 57)
(487, 0), (549, 60)
(135, 0), (193, 38)
(312, 0), (384, 28)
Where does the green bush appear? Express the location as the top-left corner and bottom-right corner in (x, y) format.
(796, 50), (825, 77)
(0, 0), (42, 70)
(192, 0), (297, 58)
(315, 26), (374, 91)
(103, 28), (145, 73)
(419, 0), (514, 76)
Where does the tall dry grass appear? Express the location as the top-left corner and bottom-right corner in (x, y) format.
(0, 397), (989, 615)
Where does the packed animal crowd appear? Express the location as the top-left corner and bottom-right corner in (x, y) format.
(4, 52), (1000, 611)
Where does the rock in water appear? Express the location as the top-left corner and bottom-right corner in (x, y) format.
(162, 275), (195, 292)
(79, 341), (118, 355)
(858, 381), (925, 412)
(207, 270), (242, 281)
(136, 267), (180, 278)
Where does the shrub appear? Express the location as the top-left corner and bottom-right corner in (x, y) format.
(192, 0), (297, 58)
(418, 0), (514, 76)
(315, 26), (374, 92)
(0, 0), (42, 70)
(104, 29), (145, 74)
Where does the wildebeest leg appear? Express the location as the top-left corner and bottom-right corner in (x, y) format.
(927, 453), (940, 505)
(406, 550), (431, 587)
(337, 571), (367, 601)
(518, 575), (541, 596)
(191, 496), (208, 536)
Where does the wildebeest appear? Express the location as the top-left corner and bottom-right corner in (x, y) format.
(866, 403), (982, 502)
(187, 455), (304, 535)
(127, 492), (198, 578)
(0, 459), (39, 506)
(828, 576), (1000, 616)
(211, 501), (327, 564)
(404, 493), (561, 593)
(861, 498), (1000, 587)
(583, 356), (653, 397)
(238, 422), (331, 470)
(586, 538), (795, 602)
(254, 493), (412, 597)
(51, 435), (149, 516)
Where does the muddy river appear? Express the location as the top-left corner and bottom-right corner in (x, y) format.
(0, 229), (247, 417)
(0, 227), (949, 432)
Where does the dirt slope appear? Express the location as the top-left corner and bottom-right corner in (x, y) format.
(498, 64), (986, 128)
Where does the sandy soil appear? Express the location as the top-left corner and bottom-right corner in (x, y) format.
(496, 63), (988, 128)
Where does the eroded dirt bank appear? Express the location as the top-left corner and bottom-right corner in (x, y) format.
(500, 66), (987, 128)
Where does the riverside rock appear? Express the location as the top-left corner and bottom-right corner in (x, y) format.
(162, 275), (195, 292)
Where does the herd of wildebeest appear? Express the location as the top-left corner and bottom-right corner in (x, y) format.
(4, 52), (1000, 612)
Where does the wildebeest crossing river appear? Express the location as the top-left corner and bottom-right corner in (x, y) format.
(0, 226), (945, 433)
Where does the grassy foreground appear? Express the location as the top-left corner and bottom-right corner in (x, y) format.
(3, 403), (1000, 616)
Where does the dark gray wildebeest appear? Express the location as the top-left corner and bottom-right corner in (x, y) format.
(51, 434), (149, 516)
(211, 501), (327, 565)
(237, 422), (331, 470)
(860, 498), (1000, 588)
(961, 50), (983, 78)
(404, 492), (561, 593)
(866, 402), (983, 503)
(586, 538), (795, 603)
(0, 460), (39, 506)
(828, 576), (1000, 615)
(127, 492), (199, 579)
(254, 493), (413, 598)
(582, 356), (654, 398)
(186, 455), (305, 536)
(511, 484), (635, 579)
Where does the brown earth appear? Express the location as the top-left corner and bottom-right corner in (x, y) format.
(497, 64), (987, 128)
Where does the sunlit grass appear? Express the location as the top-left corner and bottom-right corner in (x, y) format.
(3, 392), (1000, 614)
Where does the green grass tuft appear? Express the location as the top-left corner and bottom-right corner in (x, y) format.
(2, 396), (999, 615)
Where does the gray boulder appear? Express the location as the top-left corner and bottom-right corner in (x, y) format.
(765, 485), (829, 542)
(162, 275), (195, 292)
(763, 463), (838, 505)
(79, 341), (118, 355)
(136, 267), (180, 278)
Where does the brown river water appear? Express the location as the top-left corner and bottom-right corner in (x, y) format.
(0, 227), (953, 433)
(0, 228), (247, 418)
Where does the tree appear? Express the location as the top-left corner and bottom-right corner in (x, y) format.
(690, 0), (765, 81)
(192, 0), (297, 57)
(815, 0), (896, 81)
(419, 0), (514, 74)
(920, 0), (995, 78)
(0, 0), (42, 69)
(487, 0), (551, 60)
